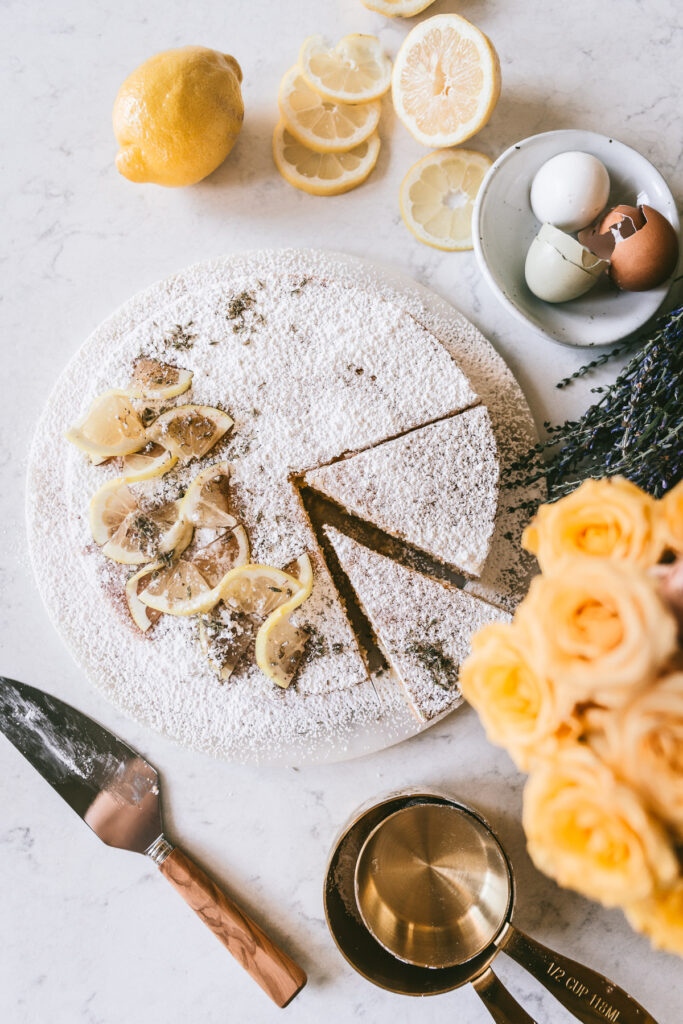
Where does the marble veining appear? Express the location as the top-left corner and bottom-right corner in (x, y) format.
(1, 0), (682, 1021)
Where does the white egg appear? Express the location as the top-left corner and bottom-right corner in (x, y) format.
(530, 151), (610, 232)
(525, 224), (608, 303)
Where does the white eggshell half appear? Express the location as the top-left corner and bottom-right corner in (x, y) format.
(525, 224), (608, 303)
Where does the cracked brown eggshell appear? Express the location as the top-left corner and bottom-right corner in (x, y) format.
(581, 204), (679, 291)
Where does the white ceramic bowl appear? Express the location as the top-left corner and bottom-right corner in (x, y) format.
(472, 130), (679, 347)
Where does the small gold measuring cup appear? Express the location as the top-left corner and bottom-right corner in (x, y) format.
(324, 792), (659, 1024)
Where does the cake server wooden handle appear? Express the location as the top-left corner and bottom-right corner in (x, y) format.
(158, 846), (307, 1007)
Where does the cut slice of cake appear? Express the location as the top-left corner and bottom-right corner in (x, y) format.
(306, 406), (498, 577)
(325, 526), (510, 722)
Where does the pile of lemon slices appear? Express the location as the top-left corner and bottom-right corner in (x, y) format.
(66, 358), (313, 689)
(273, 34), (391, 196)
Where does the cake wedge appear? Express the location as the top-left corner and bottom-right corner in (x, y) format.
(325, 526), (510, 722)
(305, 406), (498, 577)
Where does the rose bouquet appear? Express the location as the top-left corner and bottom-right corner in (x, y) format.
(460, 476), (683, 955)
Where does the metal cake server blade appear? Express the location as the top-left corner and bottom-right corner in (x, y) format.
(0, 675), (306, 1008)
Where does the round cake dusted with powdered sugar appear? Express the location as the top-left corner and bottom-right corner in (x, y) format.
(27, 250), (541, 765)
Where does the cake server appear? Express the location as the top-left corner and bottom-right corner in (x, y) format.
(0, 675), (306, 1008)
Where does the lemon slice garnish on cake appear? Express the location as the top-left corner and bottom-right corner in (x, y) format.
(400, 149), (492, 250)
(278, 66), (381, 153)
(125, 561), (164, 632)
(190, 525), (250, 586)
(198, 606), (254, 681)
(361, 0), (436, 15)
(273, 121), (380, 196)
(392, 14), (501, 147)
(120, 443), (178, 482)
(255, 554), (314, 688)
(179, 461), (236, 527)
(138, 560), (220, 616)
(299, 35), (391, 103)
(66, 390), (148, 458)
(221, 563), (306, 617)
(146, 405), (233, 462)
(89, 477), (138, 545)
(126, 358), (193, 400)
(92, 485), (192, 565)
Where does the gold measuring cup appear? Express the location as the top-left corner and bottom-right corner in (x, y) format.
(324, 792), (659, 1024)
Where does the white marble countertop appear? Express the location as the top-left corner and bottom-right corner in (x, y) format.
(2, 1), (682, 1022)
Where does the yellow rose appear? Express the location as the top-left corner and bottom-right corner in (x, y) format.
(460, 622), (578, 770)
(595, 672), (683, 839)
(625, 878), (683, 957)
(517, 560), (678, 707)
(523, 747), (678, 907)
(522, 477), (663, 573)
(659, 479), (683, 554)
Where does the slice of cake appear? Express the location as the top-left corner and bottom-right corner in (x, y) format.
(306, 406), (498, 577)
(325, 526), (510, 722)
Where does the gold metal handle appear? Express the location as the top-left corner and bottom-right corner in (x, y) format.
(500, 927), (659, 1024)
(472, 968), (539, 1024)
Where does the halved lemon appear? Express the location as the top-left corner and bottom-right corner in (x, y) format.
(89, 478), (137, 545)
(361, 0), (436, 14)
(198, 607), (254, 681)
(400, 149), (491, 250)
(255, 554), (314, 688)
(66, 390), (148, 458)
(300, 34), (391, 104)
(102, 499), (193, 565)
(125, 561), (163, 632)
(126, 358), (193, 400)
(392, 14), (501, 147)
(278, 66), (381, 153)
(120, 443), (178, 482)
(139, 560), (220, 616)
(179, 461), (236, 528)
(189, 525), (250, 587)
(147, 405), (233, 462)
(273, 121), (380, 196)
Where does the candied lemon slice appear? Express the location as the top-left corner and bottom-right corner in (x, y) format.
(255, 554), (314, 688)
(102, 499), (193, 565)
(361, 0), (436, 14)
(189, 525), (250, 587)
(179, 461), (236, 528)
(139, 560), (220, 616)
(89, 478), (138, 545)
(221, 563), (304, 617)
(299, 34), (391, 104)
(66, 390), (148, 458)
(198, 607), (254, 681)
(147, 405), (233, 462)
(392, 14), (501, 148)
(400, 149), (491, 250)
(273, 121), (380, 196)
(120, 443), (178, 482)
(125, 561), (163, 632)
(126, 358), (193, 400)
(278, 66), (381, 153)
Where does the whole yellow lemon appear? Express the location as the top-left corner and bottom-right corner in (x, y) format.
(113, 46), (244, 187)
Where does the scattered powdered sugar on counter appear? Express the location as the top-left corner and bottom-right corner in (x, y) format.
(26, 250), (540, 765)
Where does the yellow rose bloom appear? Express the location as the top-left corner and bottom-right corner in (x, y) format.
(517, 560), (677, 707)
(460, 622), (578, 770)
(522, 477), (663, 573)
(523, 747), (678, 907)
(625, 878), (683, 957)
(597, 672), (683, 839)
(659, 479), (683, 554)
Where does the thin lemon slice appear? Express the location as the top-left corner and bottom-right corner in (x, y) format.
(179, 461), (236, 528)
(273, 121), (380, 196)
(190, 525), (250, 587)
(126, 358), (193, 400)
(221, 563), (304, 617)
(362, 0), (436, 15)
(89, 478), (138, 545)
(120, 443), (178, 482)
(198, 608), (254, 681)
(392, 14), (501, 147)
(278, 66), (381, 153)
(300, 34), (391, 103)
(125, 561), (163, 632)
(66, 390), (148, 458)
(102, 499), (193, 565)
(255, 554), (314, 688)
(400, 149), (491, 250)
(139, 561), (220, 616)
(147, 405), (233, 462)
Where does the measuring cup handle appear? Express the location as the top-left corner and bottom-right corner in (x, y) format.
(472, 968), (539, 1024)
(500, 926), (660, 1024)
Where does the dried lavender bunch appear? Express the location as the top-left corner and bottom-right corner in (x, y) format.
(508, 304), (683, 500)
